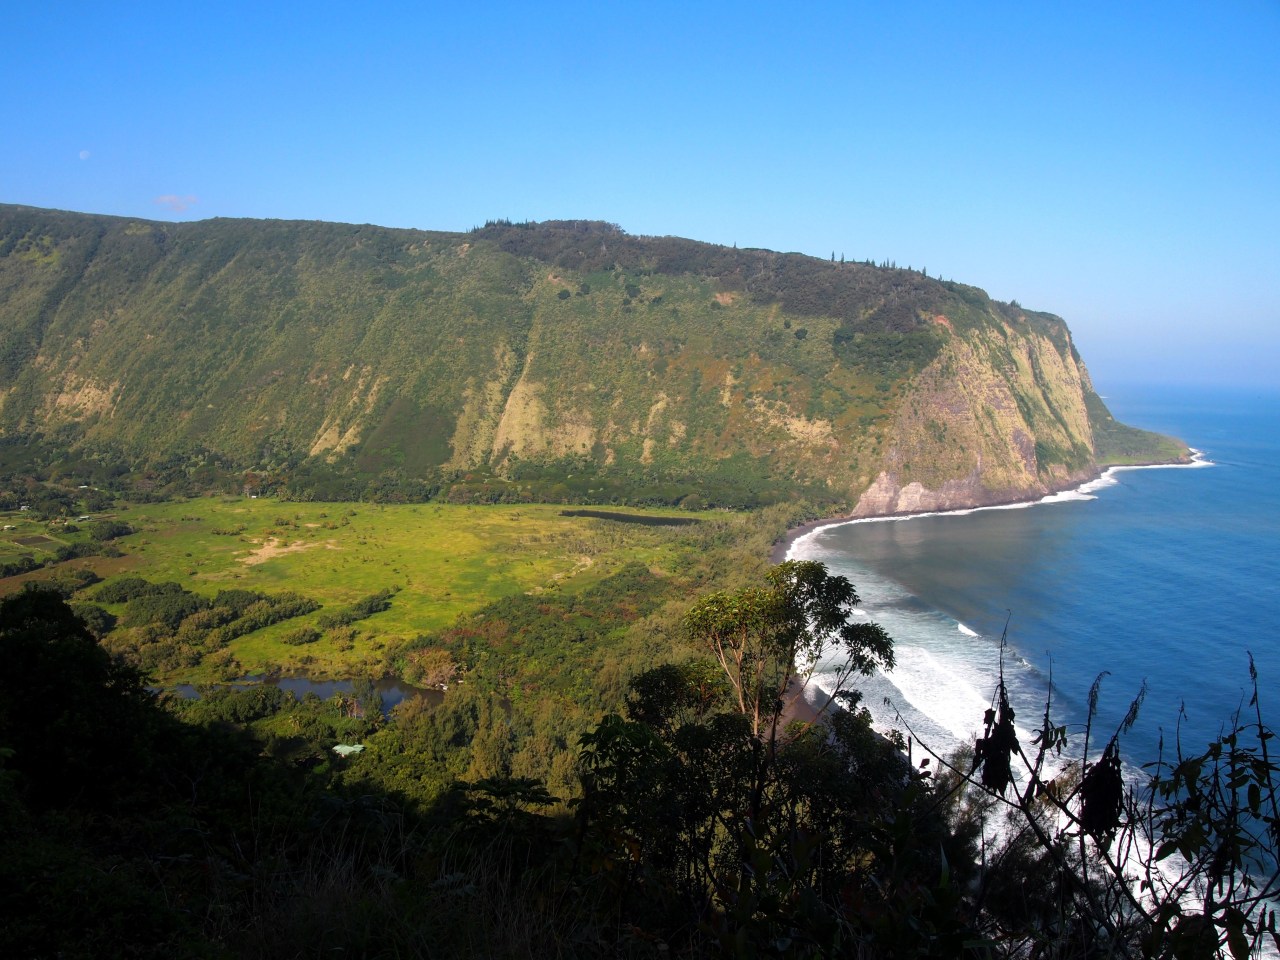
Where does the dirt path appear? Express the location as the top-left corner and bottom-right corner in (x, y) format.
(240, 537), (336, 566)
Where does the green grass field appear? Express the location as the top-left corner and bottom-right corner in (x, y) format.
(1, 497), (727, 682)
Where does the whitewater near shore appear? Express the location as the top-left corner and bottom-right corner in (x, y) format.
(783, 444), (1216, 758)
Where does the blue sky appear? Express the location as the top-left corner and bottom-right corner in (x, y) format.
(4, 1), (1277, 388)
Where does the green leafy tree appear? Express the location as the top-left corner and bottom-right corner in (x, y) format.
(576, 576), (973, 956)
(584, 566), (889, 946)
(682, 559), (893, 737)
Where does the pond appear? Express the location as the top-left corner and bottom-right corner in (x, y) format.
(162, 674), (443, 716)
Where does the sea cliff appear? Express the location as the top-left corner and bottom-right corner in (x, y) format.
(0, 205), (1183, 508)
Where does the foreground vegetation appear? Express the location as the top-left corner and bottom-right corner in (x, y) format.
(4, 558), (1277, 959)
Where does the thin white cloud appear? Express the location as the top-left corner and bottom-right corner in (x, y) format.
(78, 150), (90, 160)
(154, 194), (198, 213)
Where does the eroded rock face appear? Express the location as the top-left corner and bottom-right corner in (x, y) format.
(850, 467), (1094, 518)
(848, 324), (1101, 517)
(854, 473), (975, 517)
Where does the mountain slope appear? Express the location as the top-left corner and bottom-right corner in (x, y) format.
(0, 205), (1184, 510)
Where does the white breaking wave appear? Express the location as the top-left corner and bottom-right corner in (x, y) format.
(886, 643), (992, 742)
(781, 448), (1201, 765)
(1075, 473), (1119, 495)
(785, 446), (1214, 558)
(1038, 488), (1098, 504)
(1100, 447), (1214, 480)
(781, 438), (1220, 765)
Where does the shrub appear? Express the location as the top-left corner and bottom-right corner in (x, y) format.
(211, 589), (268, 617)
(94, 577), (184, 604)
(88, 520), (134, 542)
(317, 590), (392, 629)
(0, 555), (41, 578)
(52, 542), (101, 562)
(121, 590), (208, 630)
(281, 627), (321, 646)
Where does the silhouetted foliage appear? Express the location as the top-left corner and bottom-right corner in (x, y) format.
(0, 588), (154, 807)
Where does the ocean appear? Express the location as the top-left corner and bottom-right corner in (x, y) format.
(790, 382), (1280, 774)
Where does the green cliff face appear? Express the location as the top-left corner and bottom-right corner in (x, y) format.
(853, 313), (1094, 514)
(0, 206), (1183, 510)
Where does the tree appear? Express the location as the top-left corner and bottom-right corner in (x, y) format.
(624, 659), (728, 734)
(0, 588), (156, 807)
(575, 567), (975, 955)
(682, 559), (893, 737)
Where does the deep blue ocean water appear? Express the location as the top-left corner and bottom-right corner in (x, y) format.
(791, 383), (1280, 771)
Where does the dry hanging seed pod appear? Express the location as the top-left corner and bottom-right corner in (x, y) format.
(1080, 740), (1124, 845)
(975, 685), (1018, 795)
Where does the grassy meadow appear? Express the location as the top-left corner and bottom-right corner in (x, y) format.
(1, 497), (737, 683)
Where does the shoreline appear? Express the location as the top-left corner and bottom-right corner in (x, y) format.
(770, 451), (1206, 565)
(771, 447), (1208, 740)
